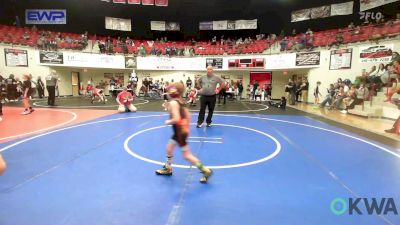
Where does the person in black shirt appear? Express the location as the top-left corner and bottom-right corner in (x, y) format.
(37, 76), (45, 98)
(6, 74), (16, 101)
(21, 74), (34, 115)
(186, 77), (192, 89)
(238, 80), (244, 101)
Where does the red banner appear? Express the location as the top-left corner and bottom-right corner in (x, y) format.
(127, 0), (140, 3)
(155, 0), (168, 6)
(113, 0), (126, 3)
(141, 0), (154, 5)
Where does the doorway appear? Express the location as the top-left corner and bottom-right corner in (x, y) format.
(71, 72), (80, 96)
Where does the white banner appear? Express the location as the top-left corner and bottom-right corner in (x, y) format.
(291, 9), (311, 22)
(213, 20), (228, 30)
(151, 21), (166, 31)
(330, 1), (354, 16)
(359, 44), (394, 63)
(234, 19), (257, 30)
(39, 52), (125, 69)
(137, 57), (206, 70)
(264, 53), (296, 69)
(360, 0), (399, 11)
(311, 5), (331, 19)
(105, 17), (131, 31)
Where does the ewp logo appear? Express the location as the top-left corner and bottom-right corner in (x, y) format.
(25, 9), (66, 24)
(330, 198), (398, 216)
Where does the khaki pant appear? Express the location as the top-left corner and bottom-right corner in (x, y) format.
(302, 90), (308, 103)
(118, 104), (137, 113)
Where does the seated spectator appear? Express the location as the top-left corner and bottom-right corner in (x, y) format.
(341, 86), (357, 113)
(280, 37), (288, 51)
(150, 47), (157, 55)
(329, 31), (344, 49)
(329, 86), (345, 110)
(292, 29), (296, 36)
(211, 36), (217, 45)
(22, 32), (30, 40)
(293, 34), (306, 52)
(320, 84), (336, 107)
(305, 28), (313, 35)
(348, 22), (355, 30)
(390, 52), (400, 65)
(385, 78), (400, 102)
(139, 44), (146, 56)
(306, 33), (314, 50)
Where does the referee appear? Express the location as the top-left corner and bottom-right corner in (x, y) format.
(196, 66), (224, 128)
(45, 70), (58, 106)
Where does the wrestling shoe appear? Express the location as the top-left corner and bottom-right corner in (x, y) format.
(155, 166), (173, 176)
(200, 169), (213, 183)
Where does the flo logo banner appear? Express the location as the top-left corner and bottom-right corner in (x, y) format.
(330, 198), (398, 216)
(25, 9), (67, 24)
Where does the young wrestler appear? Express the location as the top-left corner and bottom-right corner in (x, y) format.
(156, 82), (213, 183)
(116, 87), (137, 113)
(91, 84), (107, 104)
(186, 87), (198, 106)
(21, 74), (34, 115)
(0, 154), (6, 176)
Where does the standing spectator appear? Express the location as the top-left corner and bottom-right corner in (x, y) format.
(6, 74), (16, 101)
(314, 81), (322, 105)
(285, 79), (294, 105)
(186, 77), (193, 89)
(300, 78), (309, 103)
(45, 70), (58, 106)
(21, 74), (34, 115)
(237, 80), (244, 101)
(37, 76), (45, 98)
(196, 66), (225, 128)
(252, 80), (259, 100)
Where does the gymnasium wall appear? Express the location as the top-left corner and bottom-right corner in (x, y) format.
(0, 38), (399, 100)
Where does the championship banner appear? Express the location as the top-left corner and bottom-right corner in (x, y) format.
(199, 21), (213, 30)
(295, 52), (320, 66)
(165, 22), (180, 31)
(291, 9), (311, 22)
(4, 48), (28, 67)
(155, 0), (168, 6)
(227, 20), (236, 30)
(360, 0), (399, 11)
(213, 20), (228, 30)
(127, 0), (140, 4)
(125, 57), (136, 68)
(359, 44), (394, 63)
(105, 17), (131, 31)
(235, 19), (257, 30)
(141, 0), (154, 5)
(113, 0), (126, 3)
(330, 1), (354, 16)
(151, 21), (166, 31)
(39, 51), (64, 64)
(330, 49), (352, 70)
(311, 5), (330, 19)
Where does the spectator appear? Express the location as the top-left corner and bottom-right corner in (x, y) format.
(237, 80), (243, 100)
(252, 80), (259, 100)
(280, 37), (288, 51)
(385, 78), (400, 102)
(211, 36), (217, 45)
(390, 52), (400, 65)
(299, 78), (309, 103)
(285, 79), (295, 105)
(314, 81), (322, 105)
(329, 31), (344, 49)
(348, 22), (355, 30)
(305, 28), (313, 35)
(269, 96), (287, 109)
(292, 29), (296, 36)
(320, 84), (336, 107)
(341, 86), (357, 113)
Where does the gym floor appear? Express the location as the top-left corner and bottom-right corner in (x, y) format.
(0, 97), (399, 225)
